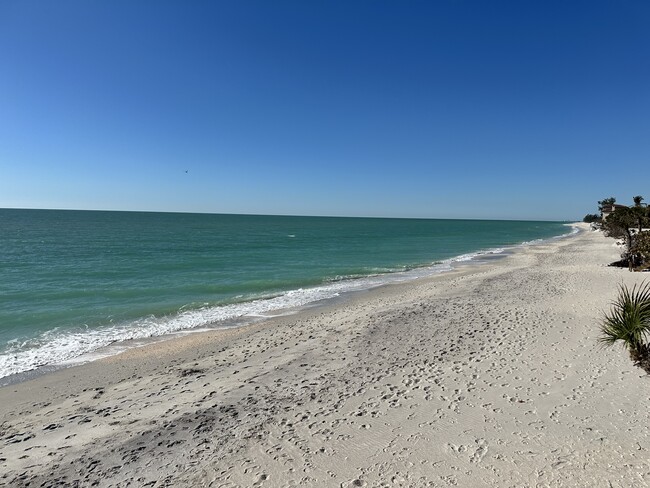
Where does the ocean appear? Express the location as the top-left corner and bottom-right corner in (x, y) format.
(0, 209), (572, 382)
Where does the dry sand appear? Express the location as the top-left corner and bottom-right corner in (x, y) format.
(2, 224), (650, 487)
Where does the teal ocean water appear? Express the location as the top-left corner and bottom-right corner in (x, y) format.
(0, 209), (572, 380)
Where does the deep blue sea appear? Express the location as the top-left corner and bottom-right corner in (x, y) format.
(0, 209), (572, 380)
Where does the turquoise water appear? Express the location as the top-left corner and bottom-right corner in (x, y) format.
(0, 209), (571, 379)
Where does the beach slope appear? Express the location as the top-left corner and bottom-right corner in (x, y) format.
(2, 225), (650, 487)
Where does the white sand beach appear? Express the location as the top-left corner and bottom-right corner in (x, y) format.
(2, 224), (650, 487)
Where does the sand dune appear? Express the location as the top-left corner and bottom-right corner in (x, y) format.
(2, 224), (650, 487)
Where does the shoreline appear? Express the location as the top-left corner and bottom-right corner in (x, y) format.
(4, 223), (649, 486)
(0, 224), (577, 387)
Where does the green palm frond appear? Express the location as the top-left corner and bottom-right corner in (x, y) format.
(599, 281), (650, 352)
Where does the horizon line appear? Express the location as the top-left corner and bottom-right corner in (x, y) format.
(0, 206), (574, 223)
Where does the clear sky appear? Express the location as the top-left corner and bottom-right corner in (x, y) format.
(1, 1), (648, 221)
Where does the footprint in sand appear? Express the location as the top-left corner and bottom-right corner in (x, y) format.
(469, 438), (488, 463)
(252, 473), (269, 486)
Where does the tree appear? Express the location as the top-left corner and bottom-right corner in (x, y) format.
(601, 206), (636, 254)
(583, 213), (600, 223)
(600, 282), (650, 374)
(631, 196), (648, 233)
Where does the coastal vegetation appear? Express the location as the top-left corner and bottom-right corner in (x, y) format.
(600, 282), (650, 374)
(586, 196), (650, 270)
(582, 213), (600, 223)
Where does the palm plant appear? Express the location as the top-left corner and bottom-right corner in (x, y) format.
(599, 282), (650, 374)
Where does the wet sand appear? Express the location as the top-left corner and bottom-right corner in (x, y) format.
(2, 224), (650, 487)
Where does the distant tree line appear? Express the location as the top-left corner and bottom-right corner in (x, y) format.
(586, 195), (650, 270)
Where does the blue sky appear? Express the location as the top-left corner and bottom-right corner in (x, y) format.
(1, 1), (648, 220)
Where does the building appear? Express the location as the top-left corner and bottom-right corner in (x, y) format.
(601, 203), (628, 220)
